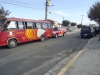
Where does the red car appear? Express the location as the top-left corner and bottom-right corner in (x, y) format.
(52, 27), (66, 38)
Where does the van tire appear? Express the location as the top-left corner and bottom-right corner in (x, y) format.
(91, 35), (94, 38)
(63, 33), (66, 37)
(81, 35), (84, 38)
(55, 34), (58, 38)
(40, 35), (45, 42)
(8, 39), (17, 48)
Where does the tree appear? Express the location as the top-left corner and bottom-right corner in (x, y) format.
(82, 25), (88, 27)
(77, 24), (83, 28)
(87, 2), (100, 40)
(89, 24), (96, 27)
(88, 2), (100, 24)
(62, 20), (70, 26)
(47, 19), (54, 25)
(0, 6), (11, 20)
(71, 22), (77, 26)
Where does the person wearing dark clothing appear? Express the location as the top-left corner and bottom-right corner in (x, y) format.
(95, 27), (99, 35)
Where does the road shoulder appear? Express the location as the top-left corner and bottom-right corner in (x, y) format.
(63, 37), (100, 75)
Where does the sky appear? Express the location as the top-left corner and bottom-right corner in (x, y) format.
(0, 0), (100, 25)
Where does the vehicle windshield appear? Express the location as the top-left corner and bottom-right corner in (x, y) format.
(82, 28), (90, 31)
(53, 27), (58, 31)
(0, 19), (6, 28)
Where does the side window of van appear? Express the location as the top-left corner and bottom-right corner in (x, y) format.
(48, 24), (52, 28)
(36, 23), (41, 29)
(42, 23), (48, 29)
(33, 22), (36, 29)
(3, 21), (17, 30)
(26, 22), (33, 29)
(17, 21), (25, 29)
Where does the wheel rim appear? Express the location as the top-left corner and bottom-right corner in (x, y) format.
(64, 33), (66, 36)
(10, 40), (16, 47)
(55, 34), (57, 38)
(41, 36), (44, 41)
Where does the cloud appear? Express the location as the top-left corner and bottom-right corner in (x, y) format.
(53, 11), (69, 16)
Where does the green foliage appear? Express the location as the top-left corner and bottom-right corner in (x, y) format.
(89, 24), (96, 27)
(77, 24), (83, 28)
(62, 20), (70, 26)
(82, 25), (88, 27)
(47, 19), (54, 25)
(71, 22), (77, 26)
(77, 24), (88, 28)
(0, 6), (11, 20)
(88, 2), (100, 24)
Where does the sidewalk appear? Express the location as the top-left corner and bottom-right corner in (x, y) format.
(64, 37), (100, 75)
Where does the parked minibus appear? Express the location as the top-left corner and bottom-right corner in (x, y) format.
(0, 17), (52, 48)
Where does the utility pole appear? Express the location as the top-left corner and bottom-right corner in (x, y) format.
(81, 15), (84, 25)
(45, 0), (48, 21)
(63, 17), (64, 21)
(45, 0), (50, 21)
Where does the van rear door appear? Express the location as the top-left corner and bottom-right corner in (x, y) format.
(81, 27), (91, 34)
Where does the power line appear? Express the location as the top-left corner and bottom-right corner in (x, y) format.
(51, 5), (91, 10)
(49, 8), (88, 11)
(48, 11), (68, 20)
(0, 1), (44, 11)
(54, 0), (65, 6)
(5, 0), (45, 6)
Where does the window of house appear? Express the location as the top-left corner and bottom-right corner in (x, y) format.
(42, 23), (48, 29)
(17, 21), (25, 29)
(36, 23), (41, 29)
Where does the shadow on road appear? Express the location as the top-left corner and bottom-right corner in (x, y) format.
(0, 40), (41, 50)
(0, 46), (8, 50)
(0, 37), (54, 50)
(79, 36), (92, 39)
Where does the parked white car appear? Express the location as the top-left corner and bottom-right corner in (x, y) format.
(66, 28), (72, 32)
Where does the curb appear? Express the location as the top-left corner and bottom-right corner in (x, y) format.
(82, 38), (92, 50)
(56, 38), (92, 75)
(43, 38), (92, 75)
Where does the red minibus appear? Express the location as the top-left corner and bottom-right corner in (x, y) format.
(0, 17), (53, 48)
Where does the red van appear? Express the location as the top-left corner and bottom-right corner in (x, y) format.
(0, 17), (53, 48)
(52, 27), (66, 38)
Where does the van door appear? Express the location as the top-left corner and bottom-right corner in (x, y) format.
(1, 21), (18, 45)
(42, 23), (48, 38)
(47, 23), (53, 37)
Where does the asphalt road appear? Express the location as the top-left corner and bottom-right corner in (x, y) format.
(0, 32), (90, 75)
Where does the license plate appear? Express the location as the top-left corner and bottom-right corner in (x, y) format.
(84, 34), (88, 35)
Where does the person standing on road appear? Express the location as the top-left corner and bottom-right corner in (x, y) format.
(95, 27), (99, 35)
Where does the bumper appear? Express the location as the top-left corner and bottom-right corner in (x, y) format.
(81, 34), (93, 36)
(52, 33), (57, 37)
